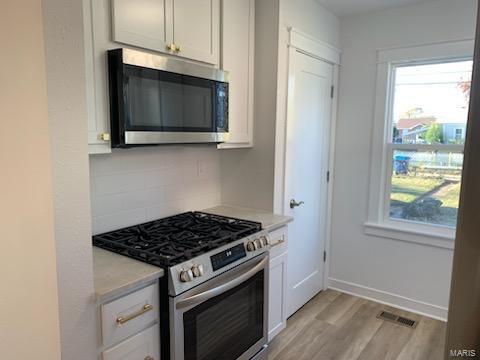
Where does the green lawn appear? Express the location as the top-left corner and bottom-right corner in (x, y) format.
(432, 182), (461, 208)
(391, 176), (443, 204)
(390, 175), (460, 227)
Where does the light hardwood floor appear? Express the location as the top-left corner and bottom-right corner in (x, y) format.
(268, 290), (446, 360)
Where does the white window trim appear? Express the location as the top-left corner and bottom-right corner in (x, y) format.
(365, 39), (474, 249)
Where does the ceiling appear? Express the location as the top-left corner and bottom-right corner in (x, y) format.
(315, 0), (434, 17)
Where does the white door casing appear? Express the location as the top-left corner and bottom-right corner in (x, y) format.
(284, 49), (334, 318)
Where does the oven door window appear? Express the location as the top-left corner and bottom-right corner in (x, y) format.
(123, 64), (221, 132)
(183, 271), (264, 360)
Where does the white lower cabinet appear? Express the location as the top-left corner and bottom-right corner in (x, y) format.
(99, 281), (160, 360)
(268, 226), (288, 342)
(101, 283), (159, 347)
(268, 251), (287, 341)
(103, 324), (160, 360)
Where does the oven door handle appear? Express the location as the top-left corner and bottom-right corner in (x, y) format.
(176, 255), (268, 310)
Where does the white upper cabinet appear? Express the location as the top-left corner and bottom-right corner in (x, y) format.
(84, 0), (253, 154)
(171, 0), (220, 64)
(218, 0), (255, 149)
(111, 0), (219, 65)
(112, 0), (170, 53)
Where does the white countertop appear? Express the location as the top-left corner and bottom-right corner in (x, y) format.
(93, 247), (164, 302)
(202, 205), (293, 231)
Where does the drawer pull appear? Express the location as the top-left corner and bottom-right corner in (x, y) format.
(271, 239), (285, 248)
(116, 304), (153, 326)
(145, 357), (155, 360)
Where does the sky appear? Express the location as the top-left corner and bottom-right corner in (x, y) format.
(392, 60), (473, 125)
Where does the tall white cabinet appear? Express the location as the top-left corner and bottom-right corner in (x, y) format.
(218, 0), (255, 148)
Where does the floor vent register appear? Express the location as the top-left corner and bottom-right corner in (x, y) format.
(376, 311), (418, 328)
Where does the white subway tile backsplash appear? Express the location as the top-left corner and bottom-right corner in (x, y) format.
(90, 147), (221, 235)
(92, 208), (147, 235)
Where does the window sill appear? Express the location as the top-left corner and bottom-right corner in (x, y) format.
(364, 222), (455, 249)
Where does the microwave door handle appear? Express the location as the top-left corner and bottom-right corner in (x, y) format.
(176, 255), (268, 310)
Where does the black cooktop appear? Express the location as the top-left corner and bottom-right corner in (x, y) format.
(93, 211), (262, 267)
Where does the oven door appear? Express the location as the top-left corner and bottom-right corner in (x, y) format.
(170, 253), (269, 360)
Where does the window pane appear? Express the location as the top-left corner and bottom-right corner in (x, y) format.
(392, 61), (473, 145)
(390, 150), (463, 227)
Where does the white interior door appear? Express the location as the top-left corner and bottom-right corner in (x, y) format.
(285, 50), (333, 318)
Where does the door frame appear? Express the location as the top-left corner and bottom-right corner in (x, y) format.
(273, 27), (341, 291)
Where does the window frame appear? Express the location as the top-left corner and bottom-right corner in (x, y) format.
(365, 40), (474, 249)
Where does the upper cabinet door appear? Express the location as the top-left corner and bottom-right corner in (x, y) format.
(218, 0), (255, 148)
(171, 0), (220, 65)
(112, 0), (171, 52)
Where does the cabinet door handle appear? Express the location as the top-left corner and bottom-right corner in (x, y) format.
(116, 304), (153, 326)
(271, 239), (285, 248)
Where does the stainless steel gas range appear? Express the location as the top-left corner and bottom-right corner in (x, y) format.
(93, 212), (270, 360)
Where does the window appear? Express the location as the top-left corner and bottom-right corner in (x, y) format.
(387, 61), (472, 229)
(366, 40), (474, 246)
(455, 128), (464, 141)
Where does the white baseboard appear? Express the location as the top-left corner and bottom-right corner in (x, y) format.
(328, 278), (448, 321)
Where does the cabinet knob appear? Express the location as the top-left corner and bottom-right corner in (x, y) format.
(100, 133), (110, 141)
(166, 43), (174, 51)
(174, 45), (181, 53)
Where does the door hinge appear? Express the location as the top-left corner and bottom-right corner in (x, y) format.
(326, 171), (330, 183)
(330, 85), (334, 98)
(323, 251), (327, 262)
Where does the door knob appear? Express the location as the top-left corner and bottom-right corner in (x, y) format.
(290, 199), (305, 209)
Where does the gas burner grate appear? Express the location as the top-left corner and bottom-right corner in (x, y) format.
(93, 212), (262, 267)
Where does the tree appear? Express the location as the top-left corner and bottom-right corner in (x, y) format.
(403, 107), (424, 118)
(424, 123), (444, 144)
(457, 80), (471, 102)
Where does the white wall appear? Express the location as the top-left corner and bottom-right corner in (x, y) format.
(279, 0), (340, 48)
(221, 0), (340, 211)
(0, 1), (61, 359)
(43, 0), (98, 358)
(330, 0), (477, 319)
(90, 146), (222, 234)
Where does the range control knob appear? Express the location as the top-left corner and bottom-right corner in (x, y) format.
(246, 241), (257, 252)
(191, 264), (204, 277)
(254, 238), (263, 249)
(260, 236), (269, 247)
(179, 269), (194, 282)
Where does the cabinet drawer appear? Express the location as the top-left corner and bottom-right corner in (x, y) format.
(103, 324), (160, 360)
(102, 283), (159, 347)
(268, 226), (288, 258)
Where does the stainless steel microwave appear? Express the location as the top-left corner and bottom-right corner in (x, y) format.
(107, 48), (229, 147)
